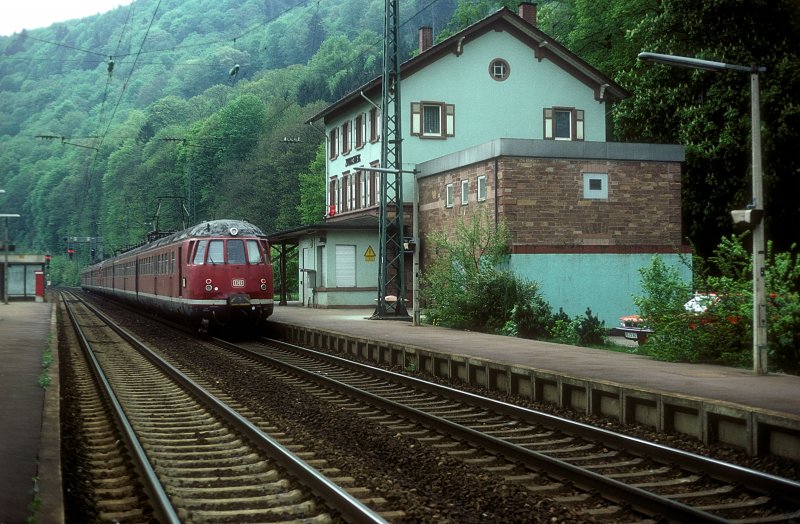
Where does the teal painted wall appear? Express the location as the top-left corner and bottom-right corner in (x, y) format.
(298, 231), (380, 307)
(401, 30), (607, 164)
(326, 29), (609, 207)
(508, 253), (693, 327)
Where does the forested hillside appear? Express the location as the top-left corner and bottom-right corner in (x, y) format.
(1, 0), (798, 286)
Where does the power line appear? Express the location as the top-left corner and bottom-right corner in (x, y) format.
(80, 0), (163, 200)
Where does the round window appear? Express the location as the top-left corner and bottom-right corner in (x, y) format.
(489, 59), (510, 81)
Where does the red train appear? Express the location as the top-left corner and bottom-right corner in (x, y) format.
(81, 219), (274, 332)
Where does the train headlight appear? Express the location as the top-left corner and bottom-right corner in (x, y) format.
(205, 285), (213, 292)
(205, 278), (212, 284)
(260, 284), (267, 291)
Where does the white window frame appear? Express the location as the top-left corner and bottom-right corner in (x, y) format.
(460, 179), (469, 205)
(477, 175), (487, 201)
(445, 183), (454, 208)
(360, 170), (369, 208)
(583, 172), (608, 200)
(348, 173), (356, 210)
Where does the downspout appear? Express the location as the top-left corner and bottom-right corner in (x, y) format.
(494, 158), (499, 228)
(412, 171), (420, 326)
(360, 91), (380, 111)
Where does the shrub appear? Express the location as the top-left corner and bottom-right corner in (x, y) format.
(762, 241), (800, 373)
(634, 237), (800, 373)
(421, 212), (551, 336)
(548, 307), (606, 346)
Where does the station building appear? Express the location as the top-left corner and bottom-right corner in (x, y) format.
(270, 4), (691, 325)
(0, 253), (47, 302)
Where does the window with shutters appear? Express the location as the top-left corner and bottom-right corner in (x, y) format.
(328, 177), (337, 216)
(411, 102), (455, 138)
(329, 128), (338, 159)
(341, 121), (351, 154)
(340, 172), (350, 212)
(359, 170), (370, 208)
(335, 245), (356, 287)
(369, 107), (380, 142)
(355, 113), (366, 149)
(349, 173), (357, 210)
(369, 166), (377, 206)
(543, 107), (584, 141)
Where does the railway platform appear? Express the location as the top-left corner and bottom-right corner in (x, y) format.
(266, 304), (800, 461)
(0, 301), (62, 524)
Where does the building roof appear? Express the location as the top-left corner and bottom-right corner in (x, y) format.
(307, 7), (629, 124)
(268, 215), (378, 244)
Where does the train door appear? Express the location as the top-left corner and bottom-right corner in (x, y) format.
(135, 257), (139, 297)
(170, 250), (176, 297)
(178, 247), (183, 297)
(154, 254), (158, 297)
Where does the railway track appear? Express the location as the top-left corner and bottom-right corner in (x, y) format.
(209, 335), (800, 523)
(60, 291), (388, 523)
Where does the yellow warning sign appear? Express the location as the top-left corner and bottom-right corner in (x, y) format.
(364, 245), (376, 262)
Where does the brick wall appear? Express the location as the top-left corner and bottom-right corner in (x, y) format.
(418, 155), (683, 261)
(418, 160), (495, 256)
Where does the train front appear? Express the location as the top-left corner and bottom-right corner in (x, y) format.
(182, 220), (274, 333)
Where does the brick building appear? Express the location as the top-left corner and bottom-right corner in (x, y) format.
(416, 139), (687, 322)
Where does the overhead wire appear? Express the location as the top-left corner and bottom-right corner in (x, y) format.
(96, 0), (136, 142)
(83, 0), (162, 196)
(24, 0), (446, 187)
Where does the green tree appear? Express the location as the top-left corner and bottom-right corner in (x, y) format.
(613, 0), (800, 257)
(297, 142), (327, 225)
(437, 0), (518, 41)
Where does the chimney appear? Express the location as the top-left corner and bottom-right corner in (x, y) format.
(518, 2), (537, 27)
(419, 26), (433, 53)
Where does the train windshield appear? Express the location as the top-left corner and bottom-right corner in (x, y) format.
(207, 240), (224, 264)
(246, 240), (263, 264)
(193, 240), (208, 264)
(227, 240), (246, 264)
(192, 238), (266, 265)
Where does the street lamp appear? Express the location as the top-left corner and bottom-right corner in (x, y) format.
(638, 51), (768, 374)
(1, 213), (21, 305)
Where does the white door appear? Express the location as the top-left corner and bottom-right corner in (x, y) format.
(335, 245), (356, 287)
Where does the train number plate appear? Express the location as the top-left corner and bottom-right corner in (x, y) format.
(231, 278), (245, 288)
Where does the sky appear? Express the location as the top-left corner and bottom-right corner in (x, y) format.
(0, 0), (135, 36)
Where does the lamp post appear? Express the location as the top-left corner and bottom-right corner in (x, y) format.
(1, 213), (21, 305)
(638, 52), (768, 374)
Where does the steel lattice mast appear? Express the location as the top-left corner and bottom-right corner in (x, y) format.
(371, 0), (410, 319)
